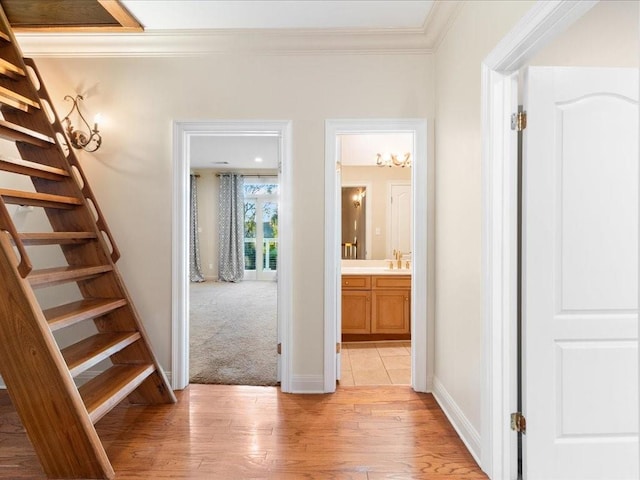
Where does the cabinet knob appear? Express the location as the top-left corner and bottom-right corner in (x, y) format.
(345, 281), (349, 285)
(405, 297), (409, 301)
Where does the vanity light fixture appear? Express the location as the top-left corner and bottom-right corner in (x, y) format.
(376, 152), (411, 168)
(61, 94), (102, 152)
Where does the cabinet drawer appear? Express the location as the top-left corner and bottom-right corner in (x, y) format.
(342, 275), (371, 290)
(372, 275), (411, 289)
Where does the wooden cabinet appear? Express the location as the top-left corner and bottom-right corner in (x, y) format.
(342, 290), (371, 333)
(342, 274), (410, 340)
(341, 275), (371, 334)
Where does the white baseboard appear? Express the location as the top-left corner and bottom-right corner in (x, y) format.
(432, 376), (482, 465)
(290, 374), (325, 393)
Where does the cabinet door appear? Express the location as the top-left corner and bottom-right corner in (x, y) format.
(371, 289), (410, 334)
(342, 291), (371, 334)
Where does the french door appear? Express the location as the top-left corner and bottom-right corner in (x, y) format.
(244, 193), (278, 281)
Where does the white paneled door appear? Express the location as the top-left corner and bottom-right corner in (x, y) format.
(523, 67), (638, 479)
(389, 183), (412, 257)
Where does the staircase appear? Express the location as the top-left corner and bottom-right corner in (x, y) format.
(0, 7), (176, 480)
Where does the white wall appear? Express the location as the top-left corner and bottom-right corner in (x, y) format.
(530, 0), (639, 67)
(433, 0), (534, 448)
(29, 52), (434, 380)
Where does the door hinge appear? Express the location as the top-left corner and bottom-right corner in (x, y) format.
(277, 343), (282, 355)
(511, 111), (527, 131)
(336, 342), (341, 353)
(510, 412), (526, 434)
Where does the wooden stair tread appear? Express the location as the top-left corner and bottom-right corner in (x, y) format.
(0, 57), (24, 79)
(0, 11), (177, 480)
(0, 188), (82, 209)
(28, 264), (113, 287)
(79, 364), (156, 424)
(0, 119), (54, 147)
(19, 231), (97, 245)
(62, 332), (142, 377)
(0, 85), (39, 112)
(44, 298), (127, 331)
(0, 155), (69, 180)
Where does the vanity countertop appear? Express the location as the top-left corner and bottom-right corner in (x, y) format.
(341, 267), (411, 276)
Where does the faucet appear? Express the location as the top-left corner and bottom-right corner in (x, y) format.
(394, 249), (402, 269)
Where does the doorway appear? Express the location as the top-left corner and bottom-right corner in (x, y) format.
(339, 133), (413, 386)
(188, 139), (280, 386)
(389, 183), (412, 258)
(172, 120), (293, 392)
(324, 118), (431, 393)
(481, 1), (638, 478)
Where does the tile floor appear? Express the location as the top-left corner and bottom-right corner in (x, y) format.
(339, 341), (411, 386)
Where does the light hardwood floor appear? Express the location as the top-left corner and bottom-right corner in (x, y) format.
(0, 385), (486, 479)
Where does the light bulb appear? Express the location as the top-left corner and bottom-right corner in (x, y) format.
(93, 113), (102, 131)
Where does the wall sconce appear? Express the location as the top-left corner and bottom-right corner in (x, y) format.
(62, 94), (102, 152)
(352, 189), (365, 208)
(376, 152), (411, 168)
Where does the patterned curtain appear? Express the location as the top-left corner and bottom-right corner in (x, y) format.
(189, 174), (205, 283)
(218, 173), (245, 282)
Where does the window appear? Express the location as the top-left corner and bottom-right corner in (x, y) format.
(243, 179), (278, 280)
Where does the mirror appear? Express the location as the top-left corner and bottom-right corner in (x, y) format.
(339, 133), (413, 261)
(341, 186), (367, 259)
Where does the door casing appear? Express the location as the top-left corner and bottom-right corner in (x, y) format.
(324, 118), (431, 393)
(172, 120), (293, 392)
(480, 1), (599, 478)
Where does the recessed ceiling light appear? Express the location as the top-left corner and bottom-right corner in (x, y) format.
(254, 157), (263, 163)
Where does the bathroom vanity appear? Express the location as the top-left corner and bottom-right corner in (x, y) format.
(341, 269), (411, 341)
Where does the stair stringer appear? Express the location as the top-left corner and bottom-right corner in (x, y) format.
(0, 234), (114, 479)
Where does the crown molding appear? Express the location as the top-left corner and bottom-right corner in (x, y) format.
(16, 1), (461, 57)
(422, 0), (463, 50)
(16, 29), (431, 57)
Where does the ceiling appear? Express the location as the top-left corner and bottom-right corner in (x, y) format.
(190, 135), (280, 171)
(3, 0), (433, 32)
(340, 133), (413, 167)
(121, 1), (434, 31)
(9, 1), (460, 56)
(190, 132), (412, 171)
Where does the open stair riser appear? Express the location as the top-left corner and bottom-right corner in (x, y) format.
(0, 5), (176, 480)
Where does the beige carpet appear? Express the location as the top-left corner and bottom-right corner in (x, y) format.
(189, 280), (278, 386)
